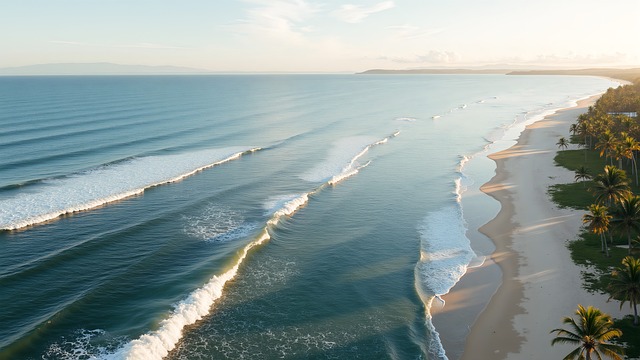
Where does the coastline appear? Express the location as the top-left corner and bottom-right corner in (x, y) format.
(433, 95), (627, 359)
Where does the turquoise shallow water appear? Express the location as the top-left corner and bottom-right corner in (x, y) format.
(0, 74), (617, 359)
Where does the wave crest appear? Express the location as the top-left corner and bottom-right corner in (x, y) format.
(0, 147), (260, 231)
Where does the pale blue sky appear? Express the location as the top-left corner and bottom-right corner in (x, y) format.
(2, 0), (639, 72)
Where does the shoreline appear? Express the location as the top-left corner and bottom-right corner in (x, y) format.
(432, 94), (627, 359)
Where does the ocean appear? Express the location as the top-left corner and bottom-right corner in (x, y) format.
(0, 74), (617, 359)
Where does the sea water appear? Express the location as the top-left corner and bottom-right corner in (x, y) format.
(0, 74), (618, 359)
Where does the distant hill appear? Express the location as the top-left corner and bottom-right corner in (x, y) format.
(358, 67), (640, 84)
(0, 63), (209, 76)
(357, 68), (510, 75)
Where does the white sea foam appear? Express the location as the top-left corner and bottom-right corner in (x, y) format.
(301, 136), (378, 183)
(0, 147), (259, 231)
(45, 329), (126, 360)
(415, 205), (475, 360)
(267, 193), (310, 224)
(328, 160), (371, 185)
(417, 205), (475, 298)
(183, 205), (257, 243)
(301, 134), (395, 184)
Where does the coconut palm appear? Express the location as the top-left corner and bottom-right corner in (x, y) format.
(609, 256), (640, 326)
(621, 136), (640, 185)
(613, 143), (625, 169)
(574, 166), (592, 187)
(557, 137), (569, 150)
(570, 123), (578, 136)
(611, 194), (640, 254)
(576, 116), (590, 149)
(550, 304), (624, 360)
(583, 204), (612, 257)
(596, 130), (618, 165)
(590, 165), (631, 207)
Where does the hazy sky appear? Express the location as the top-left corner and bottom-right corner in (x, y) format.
(2, 0), (639, 72)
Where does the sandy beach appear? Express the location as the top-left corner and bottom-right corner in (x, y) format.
(434, 96), (627, 359)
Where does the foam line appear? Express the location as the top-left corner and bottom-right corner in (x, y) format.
(302, 133), (397, 183)
(0, 147), (260, 231)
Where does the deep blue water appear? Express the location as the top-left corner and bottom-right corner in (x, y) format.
(0, 74), (617, 359)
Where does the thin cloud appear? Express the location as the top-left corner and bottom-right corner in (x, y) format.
(231, 0), (319, 41)
(532, 52), (632, 65)
(333, 1), (395, 24)
(379, 51), (460, 64)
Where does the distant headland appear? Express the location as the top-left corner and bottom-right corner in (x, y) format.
(358, 67), (640, 83)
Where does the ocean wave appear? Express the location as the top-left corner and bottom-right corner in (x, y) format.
(100, 133), (397, 360)
(109, 232), (273, 359)
(0, 147), (260, 231)
(301, 133), (397, 184)
(416, 205), (475, 298)
(415, 205), (475, 360)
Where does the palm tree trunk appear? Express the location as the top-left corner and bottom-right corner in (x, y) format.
(628, 229), (633, 255)
(633, 300), (638, 326)
(584, 138), (589, 162)
(602, 233), (610, 257)
(633, 154), (638, 186)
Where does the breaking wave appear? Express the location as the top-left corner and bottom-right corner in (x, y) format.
(0, 147), (260, 231)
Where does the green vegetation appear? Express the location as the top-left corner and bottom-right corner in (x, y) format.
(608, 256), (640, 326)
(549, 182), (595, 210)
(551, 304), (624, 360)
(613, 316), (640, 358)
(549, 78), (640, 355)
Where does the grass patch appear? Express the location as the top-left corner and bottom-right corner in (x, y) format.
(613, 316), (640, 359)
(548, 182), (594, 210)
(554, 149), (607, 176)
(567, 231), (631, 293)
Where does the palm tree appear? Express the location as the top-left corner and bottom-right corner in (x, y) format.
(610, 194), (640, 254)
(583, 204), (612, 257)
(590, 165), (631, 207)
(596, 130), (617, 165)
(550, 304), (624, 360)
(609, 256), (640, 326)
(574, 166), (592, 187)
(621, 136), (640, 185)
(576, 116), (589, 150)
(570, 123), (578, 136)
(613, 143), (625, 169)
(557, 137), (569, 150)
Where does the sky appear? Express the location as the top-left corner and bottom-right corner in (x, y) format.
(2, 0), (639, 72)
